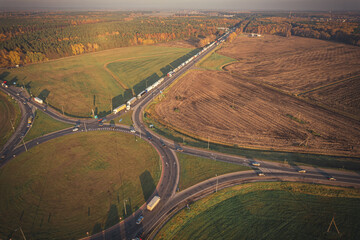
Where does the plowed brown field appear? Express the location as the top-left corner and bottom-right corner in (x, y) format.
(150, 35), (360, 156)
(153, 70), (360, 156)
(221, 35), (360, 94)
(303, 76), (360, 119)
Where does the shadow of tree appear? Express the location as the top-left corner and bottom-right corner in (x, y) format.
(105, 204), (119, 229)
(38, 89), (50, 101)
(139, 170), (156, 201)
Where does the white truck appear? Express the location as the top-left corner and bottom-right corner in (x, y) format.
(33, 97), (43, 104)
(147, 195), (160, 211)
(126, 97), (137, 110)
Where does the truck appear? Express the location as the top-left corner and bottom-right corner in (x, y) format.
(113, 104), (126, 114)
(137, 90), (147, 99)
(27, 116), (33, 124)
(33, 97), (43, 104)
(126, 97), (137, 110)
(147, 195), (160, 211)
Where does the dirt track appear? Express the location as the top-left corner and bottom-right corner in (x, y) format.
(153, 62), (360, 156)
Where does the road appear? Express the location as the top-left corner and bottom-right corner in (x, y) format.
(1, 31), (360, 240)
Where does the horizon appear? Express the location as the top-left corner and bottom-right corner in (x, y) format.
(1, 0), (360, 11)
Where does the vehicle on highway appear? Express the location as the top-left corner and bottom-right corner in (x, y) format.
(130, 127), (136, 133)
(176, 146), (183, 152)
(147, 195), (160, 211)
(72, 127), (79, 132)
(146, 132), (153, 140)
(136, 215), (144, 225)
(99, 121), (104, 126)
(113, 104), (126, 114)
(298, 169), (306, 173)
(329, 177), (336, 181)
(258, 173), (265, 176)
(251, 162), (260, 166)
(160, 140), (166, 148)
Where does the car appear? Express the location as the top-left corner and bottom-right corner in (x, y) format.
(329, 177), (336, 181)
(130, 126), (136, 133)
(298, 169), (306, 173)
(149, 124), (154, 128)
(251, 162), (260, 167)
(160, 141), (166, 148)
(136, 215), (144, 225)
(258, 173), (265, 176)
(176, 146), (183, 152)
(99, 121), (104, 126)
(72, 127), (79, 132)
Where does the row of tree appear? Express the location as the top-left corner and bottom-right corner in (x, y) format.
(244, 17), (360, 46)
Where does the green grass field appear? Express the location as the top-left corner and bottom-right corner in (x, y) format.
(0, 90), (21, 148)
(156, 182), (360, 240)
(24, 110), (73, 142)
(0, 131), (160, 240)
(113, 110), (133, 126)
(177, 152), (251, 191)
(197, 51), (236, 71)
(0, 46), (192, 117)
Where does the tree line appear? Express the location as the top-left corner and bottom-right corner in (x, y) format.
(0, 12), (240, 67)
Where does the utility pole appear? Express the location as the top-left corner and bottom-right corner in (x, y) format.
(22, 138), (27, 152)
(207, 136), (210, 149)
(84, 122), (87, 132)
(62, 105), (64, 115)
(19, 226), (26, 240)
(123, 199), (127, 216)
(10, 119), (15, 131)
(327, 216), (340, 234)
(215, 174), (218, 192)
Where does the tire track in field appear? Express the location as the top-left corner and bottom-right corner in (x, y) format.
(103, 52), (185, 91)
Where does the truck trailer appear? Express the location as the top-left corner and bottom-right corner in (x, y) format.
(147, 195), (160, 211)
(33, 97), (43, 104)
(113, 104), (126, 114)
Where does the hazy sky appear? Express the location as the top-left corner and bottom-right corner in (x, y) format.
(1, 0), (360, 11)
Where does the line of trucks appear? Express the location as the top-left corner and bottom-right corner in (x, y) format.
(105, 30), (233, 117)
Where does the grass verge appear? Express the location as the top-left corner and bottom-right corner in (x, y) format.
(113, 110), (133, 126)
(24, 110), (73, 142)
(197, 52), (236, 71)
(156, 182), (360, 240)
(177, 152), (251, 191)
(0, 131), (160, 240)
(0, 90), (21, 148)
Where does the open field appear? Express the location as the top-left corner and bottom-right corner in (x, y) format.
(156, 182), (360, 240)
(151, 69), (360, 157)
(197, 51), (236, 71)
(177, 152), (251, 191)
(0, 131), (160, 240)
(0, 46), (192, 117)
(303, 76), (360, 119)
(220, 35), (360, 95)
(24, 110), (73, 142)
(0, 91), (21, 149)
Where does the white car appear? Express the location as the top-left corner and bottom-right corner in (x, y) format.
(72, 127), (79, 132)
(258, 173), (265, 176)
(298, 169), (306, 173)
(252, 162), (260, 167)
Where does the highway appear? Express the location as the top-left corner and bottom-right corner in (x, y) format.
(1, 31), (360, 240)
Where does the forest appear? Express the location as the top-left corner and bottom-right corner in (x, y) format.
(0, 11), (240, 67)
(242, 12), (360, 46)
